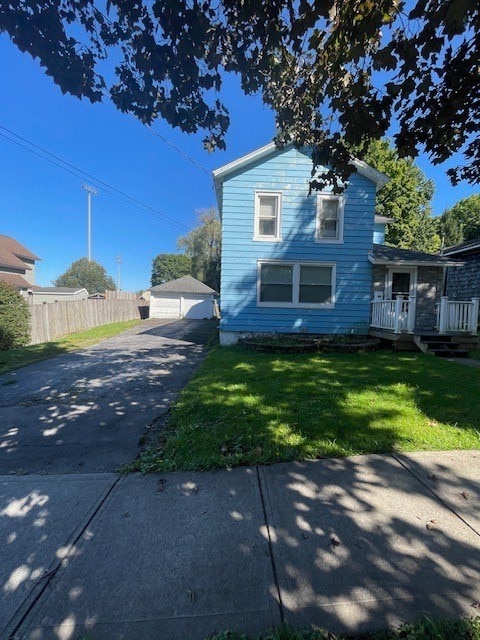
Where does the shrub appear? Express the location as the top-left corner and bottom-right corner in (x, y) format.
(0, 282), (30, 350)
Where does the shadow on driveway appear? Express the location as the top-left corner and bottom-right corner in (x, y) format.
(0, 319), (217, 474)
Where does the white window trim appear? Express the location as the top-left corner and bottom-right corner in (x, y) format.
(315, 193), (345, 244)
(385, 266), (417, 300)
(253, 191), (282, 242)
(257, 259), (336, 309)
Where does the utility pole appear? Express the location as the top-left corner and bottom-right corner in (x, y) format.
(82, 184), (98, 260)
(116, 255), (123, 291)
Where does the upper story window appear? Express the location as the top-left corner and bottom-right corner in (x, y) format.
(254, 191), (282, 241)
(316, 194), (344, 243)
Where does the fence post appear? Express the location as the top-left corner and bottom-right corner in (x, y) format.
(470, 298), (479, 334)
(393, 296), (403, 334)
(438, 296), (448, 334)
(407, 296), (416, 333)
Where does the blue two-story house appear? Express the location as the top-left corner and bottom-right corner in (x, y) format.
(213, 142), (477, 352)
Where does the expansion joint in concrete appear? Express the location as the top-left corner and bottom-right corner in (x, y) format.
(255, 466), (285, 624)
(392, 454), (480, 539)
(6, 475), (122, 640)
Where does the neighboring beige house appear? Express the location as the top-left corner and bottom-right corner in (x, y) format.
(0, 233), (41, 293)
(0, 234), (88, 304)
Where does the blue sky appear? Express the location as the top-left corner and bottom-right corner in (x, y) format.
(1, 36), (477, 291)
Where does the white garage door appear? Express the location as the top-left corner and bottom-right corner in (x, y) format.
(183, 295), (213, 319)
(150, 294), (181, 319)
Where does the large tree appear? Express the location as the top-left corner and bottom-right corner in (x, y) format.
(1, 1), (478, 187)
(178, 209), (221, 291)
(54, 258), (115, 293)
(441, 195), (480, 244)
(437, 208), (464, 248)
(151, 253), (191, 286)
(363, 140), (440, 253)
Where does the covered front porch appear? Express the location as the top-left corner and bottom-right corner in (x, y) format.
(370, 296), (479, 355)
(368, 244), (479, 355)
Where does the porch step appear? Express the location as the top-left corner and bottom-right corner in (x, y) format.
(414, 334), (473, 358)
(431, 349), (470, 358)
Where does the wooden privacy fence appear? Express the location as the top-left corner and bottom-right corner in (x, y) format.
(29, 299), (149, 345)
(104, 290), (139, 300)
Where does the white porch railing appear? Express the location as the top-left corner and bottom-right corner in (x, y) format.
(436, 297), (479, 334)
(371, 296), (416, 334)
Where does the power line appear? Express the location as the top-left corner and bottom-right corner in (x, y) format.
(0, 125), (192, 232)
(145, 124), (210, 175)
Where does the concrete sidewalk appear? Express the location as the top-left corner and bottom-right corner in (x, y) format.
(2, 451), (480, 640)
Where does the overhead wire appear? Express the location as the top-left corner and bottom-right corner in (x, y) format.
(0, 124), (193, 232)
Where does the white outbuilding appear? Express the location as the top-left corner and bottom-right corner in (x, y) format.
(149, 275), (217, 319)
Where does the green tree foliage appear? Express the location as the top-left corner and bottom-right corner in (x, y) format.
(438, 208), (464, 248)
(151, 253), (191, 286)
(53, 258), (115, 294)
(0, 282), (30, 350)
(441, 195), (480, 243)
(363, 140), (440, 253)
(1, 1), (478, 186)
(178, 209), (221, 291)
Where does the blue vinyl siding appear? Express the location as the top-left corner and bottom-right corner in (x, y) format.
(373, 223), (386, 245)
(220, 146), (376, 335)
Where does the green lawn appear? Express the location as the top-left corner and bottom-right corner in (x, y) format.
(132, 346), (480, 472)
(208, 616), (480, 640)
(0, 319), (141, 375)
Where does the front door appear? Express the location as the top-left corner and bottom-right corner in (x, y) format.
(387, 268), (417, 300)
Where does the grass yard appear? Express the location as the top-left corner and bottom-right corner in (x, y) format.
(0, 319), (141, 375)
(208, 616), (480, 640)
(132, 346), (480, 472)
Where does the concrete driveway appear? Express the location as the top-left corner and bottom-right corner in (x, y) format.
(0, 319), (217, 474)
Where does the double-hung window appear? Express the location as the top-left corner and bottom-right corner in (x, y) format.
(254, 191), (282, 241)
(258, 261), (335, 308)
(316, 194), (344, 243)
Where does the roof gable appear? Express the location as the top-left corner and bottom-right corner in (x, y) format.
(213, 142), (389, 191)
(0, 234), (40, 272)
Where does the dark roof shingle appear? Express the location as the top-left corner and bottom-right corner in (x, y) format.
(442, 238), (480, 256)
(150, 275), (217, 295)
(371, 244), (463, 266)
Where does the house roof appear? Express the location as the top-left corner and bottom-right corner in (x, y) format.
(369, 244), (464, 267)
(31, 287), (88, 294)
(150, 275), (217, 295)
(212, 142), (390, 212)
(0, 273), (34, 289)
(0, 234), (40, 272)
(442, 237), (480, 256)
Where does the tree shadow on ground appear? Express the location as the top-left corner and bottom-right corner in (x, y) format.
(0, 320), (218, 474)
(160, 347), (480, 471)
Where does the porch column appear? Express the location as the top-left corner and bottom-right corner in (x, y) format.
(470, 298), (479, 334)
(407, 296), (416, 333)
(438, 296), (448, 334)
(393, 296), (403, 334)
